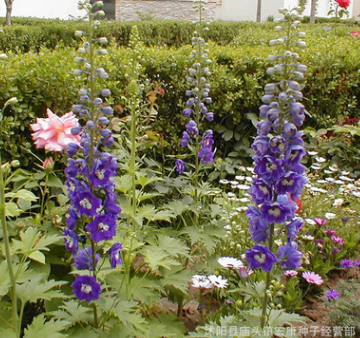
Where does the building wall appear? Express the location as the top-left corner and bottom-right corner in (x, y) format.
(0, 0), (83, 20)
(116, 0), (219, 21)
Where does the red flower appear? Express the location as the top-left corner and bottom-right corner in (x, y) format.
(335, 0), (350, 9)
(351, 31), (360, 38)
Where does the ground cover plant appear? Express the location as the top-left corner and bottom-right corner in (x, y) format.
(0, 1), (360, 337)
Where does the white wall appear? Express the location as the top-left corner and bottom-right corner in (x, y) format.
(214, 0), (284, 21)
(0, 0), (83, 20)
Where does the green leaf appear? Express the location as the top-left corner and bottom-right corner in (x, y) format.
(137, 175), (160, 188)
(5, 202), (22, 217)
(0, 261), (11, 295)
(17, 275), (67, 304)
(142, 247), (180, 271)
(28, 251), (46, 264)
(23, 315), (68, 338)
(51, 300), (93, 326)
(0, 328), (16, 338)
(5, 189), (38, 201)
(115, 175), (133, 193)
(47, 175), (64, 188)
(223, 129), (234, 141)
(147, 234), (189, 258)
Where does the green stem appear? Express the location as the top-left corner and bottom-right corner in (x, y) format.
(0, 156), (18, 337)
(130, 101), (137, 233)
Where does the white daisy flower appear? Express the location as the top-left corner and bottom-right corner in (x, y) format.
(236, 206), (248, 212)
(329, 165), (339, 172)
(325, 177), (335, 182)
(223, 225), (232, 230)
(325, 212), (336, 220)
(235, 175), (245, 181)
(352, 191), (360, 197)
(191, 275), (214, 289)
(301, 235), (314, 241)
(316, 180), (327, 184)
(208, 275), (228, 289)
(323, 170), (333, 174)
(315, 156), (326, 163)
(219, 179), (230, 185)
(217, 257), (244, 269)
(227, 192), (236, 197)
(246, 167), (254, 172)
(310, 187), (328, 193)
(305, 218), (316, 225)
(237, 184), (251, 190)
(311, 164), (322, 170)
(239, 198), (250, 203)
(341, 171), (350, 175)
(333, 198), (344, 207)
(334, 180), (344, 185)
(239, 166), (246, 171)
(307, 151), (319, 156)
(339, 176), (354, 182)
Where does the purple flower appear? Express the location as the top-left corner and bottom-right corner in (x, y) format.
(180, 131), (191, 148)
(260, 194), (297, 224)
(198, 147), (214, 163)
(74, 247), (100, 270)
(66, 208), (79, 230)
(73, 189), (102, 217)
(85, 214), (117, 243)
(326, 289), (339, 300)
(205, 112), (214, 121)
(246, 206), (269, 243)
(340, 259), (354, 269)
(255, 156), (284, 181)
(63, 228), (78, 254)
(175, 159), (186, 174)
(183, 108), (193, 117)
(248, 178), (273, 204)
(72, 275), (102, 302)
(275, 172), (307, 199)
(245, 245), (277, 272)
(108, 242), (123, 268)
(277, 241), (302, 269)
(269, 135), (288, 154)
(287, 218), (304, 240)
(185, 120), (199, 136)
(257, 120), (272, 136)
(252, 136), (270, 156)
(89, 159), (113, 188)
(201, 136), (214, 149)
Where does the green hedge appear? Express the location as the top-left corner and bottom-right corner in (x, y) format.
(1, 24), (360, 165)
(1, 18), (358, 53)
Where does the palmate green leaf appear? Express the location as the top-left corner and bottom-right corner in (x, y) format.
(0, 261), (11, 296)
(160, 266), (193, 296)
(23, 314), (68, 338)
(138, 192), (160, 202)
(0, 328), (17, 338)
(147, 234), (190, 259)
(51, 300), (93, 326)
(17, 275), (67, 304)
(137, 174), (160, 188)
(144, 314), (186, 338)
(142, 247), (180, 271)
(0, 300), (12, 329)
(66, 327), (100, 338)
(115, 175), (133, 193)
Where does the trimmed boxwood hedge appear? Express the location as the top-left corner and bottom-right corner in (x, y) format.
(0, 20), (360, 166)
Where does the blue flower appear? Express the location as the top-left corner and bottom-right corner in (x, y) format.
(175, 159), (186, 174)
(74, 247), (100, 270)
(186, 120), (199, 136)
(260, 194), (297, 224)
(108, 242), (123, 268)
(180, 131), (191, 148)
(72, 275), (102, 302)
(245, 245), (277, 272)
(85, 214), (117, 243)
(63, 228), (79, 254)
(198, 147), (214, 163)
(73, 189), (102, 217)
(277, 241), (302, 269)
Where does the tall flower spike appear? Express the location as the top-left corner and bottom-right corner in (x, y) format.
(63, 0), (121, 307)
(176, 0), (214, 175)
(244, 7), (309, 328)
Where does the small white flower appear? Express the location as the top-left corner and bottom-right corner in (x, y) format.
(245, 177), (253, 182)
(341, 171), (350, 176)
(316, 180), (327, 184)
(301, 235), (314, 241)
(325, 212), (336, 220)
(329, 165), (339, 172)
(223, 225), (232, 230)
(352, 191), (360, 198)
(239, 166), (246, 171)
(246, 167), (254, 172)
(325, 177), (335, 182)
(311, 164), (322, 170)
(307, 151), (319, 156)
(227, 192), (236, 197)
(237, 184), (251, 190)
(191, 275), (214, 289)
(236, 206), (248, 212)
(217, 257), (244, 269)
(219, 179), (229, 185)
(235, 175), (245, 181)
(332, 198), (344, 207)
(323, 170), (333, 174)
(310, 187), (328, 193)
(305, 218), (316, 225)
(339, 176), (354, 182)
(334, 180), (344, 185)
(208, 275), (228, 289)
(230, 180), (238, 185)
(315, 156), (326, 163)
(239, 198), (250, 203)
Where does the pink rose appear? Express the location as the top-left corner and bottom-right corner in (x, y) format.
(30, 109), (80, 152)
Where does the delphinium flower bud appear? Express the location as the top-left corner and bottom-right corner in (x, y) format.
(64, 0), (122, 304)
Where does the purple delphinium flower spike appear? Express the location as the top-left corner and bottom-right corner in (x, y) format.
(245, 245), (277, 272)
(108, 242), (123, 268)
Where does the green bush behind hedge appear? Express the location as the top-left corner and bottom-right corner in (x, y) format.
(1, 21), (360, 166)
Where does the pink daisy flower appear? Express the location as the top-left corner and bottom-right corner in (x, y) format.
(284, 270), (299, 277)
(314, 217), (328, 226)
(302, 271), (323, 285)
